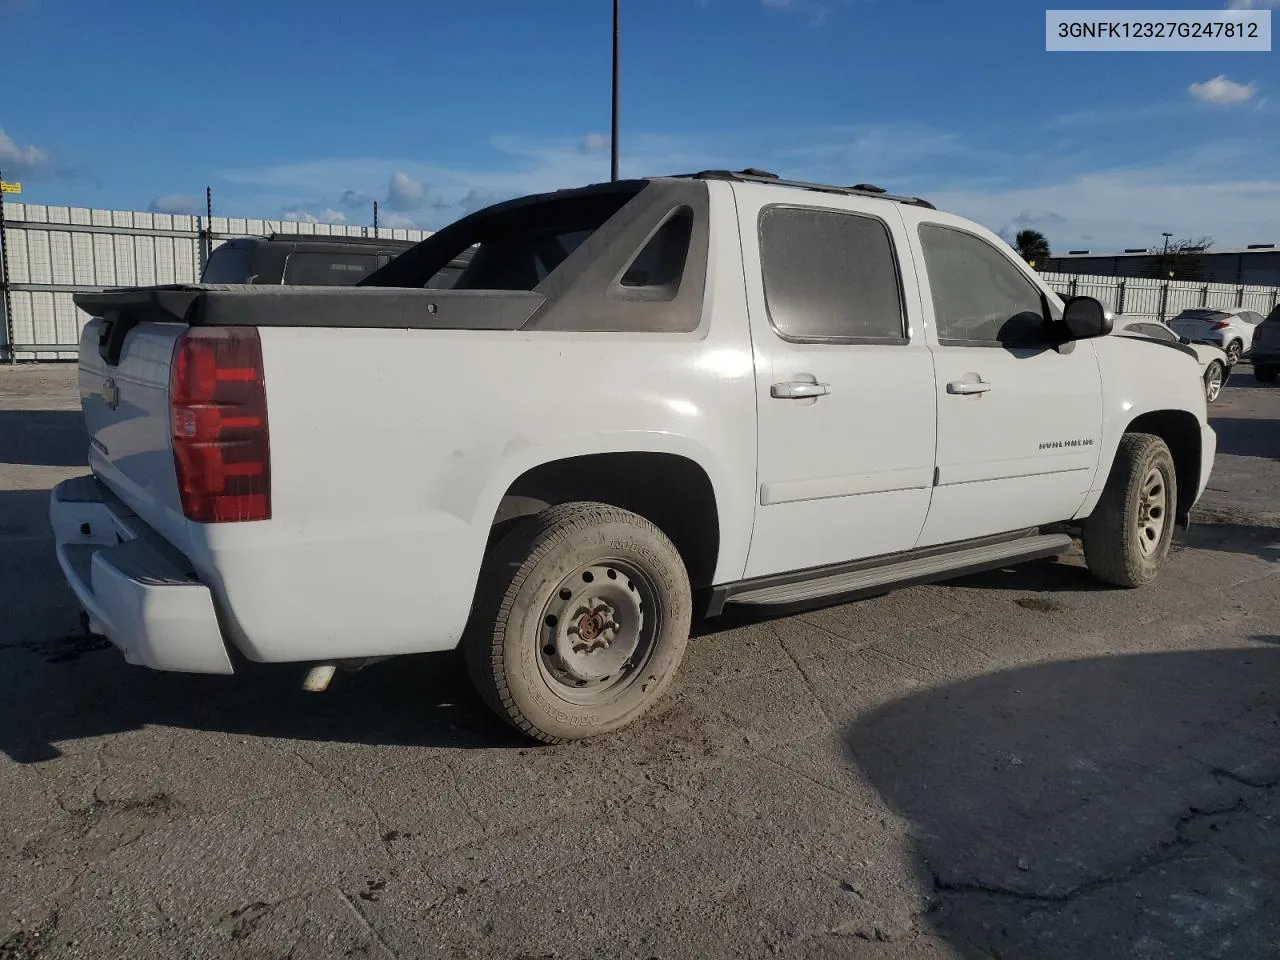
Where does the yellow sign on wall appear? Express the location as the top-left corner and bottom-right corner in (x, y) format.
(0, 181), (21, 194)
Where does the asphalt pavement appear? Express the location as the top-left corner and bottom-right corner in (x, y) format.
(1, 362), (1277, 960)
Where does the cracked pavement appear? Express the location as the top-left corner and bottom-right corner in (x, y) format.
(1, 364), (1277, 959)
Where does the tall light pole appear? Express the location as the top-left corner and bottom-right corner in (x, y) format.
(1162, 232), (1172, 255)
(611, 0), (620, 181)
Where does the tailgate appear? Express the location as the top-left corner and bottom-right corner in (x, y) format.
(74, 288), (200, 547)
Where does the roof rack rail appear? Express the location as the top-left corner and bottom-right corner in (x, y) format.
(676, 169), (936, 209)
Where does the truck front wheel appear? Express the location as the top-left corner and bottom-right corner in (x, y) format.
(1082, 433), (1178, 588)
(464, 502), (692, 744)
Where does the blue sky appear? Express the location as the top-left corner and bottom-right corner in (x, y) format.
(1, 0), (1277, 251)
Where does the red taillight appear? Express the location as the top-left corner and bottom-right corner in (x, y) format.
(1211, 321), (1230, 330)
(169, 327), (271, 523)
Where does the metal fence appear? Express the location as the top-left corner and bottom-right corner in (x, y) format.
(0, 201), (431, 361)
(5, 204), (1280, 361)
(1039, 272), (1280, 324)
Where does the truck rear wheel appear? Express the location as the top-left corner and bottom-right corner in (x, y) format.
(1082, 433), (1177, 588)
(464, 502), (692, 744)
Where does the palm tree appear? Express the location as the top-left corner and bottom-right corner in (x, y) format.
(1014, 229), (1051, 267)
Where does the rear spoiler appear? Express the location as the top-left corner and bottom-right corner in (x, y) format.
(73, 284), (546, 365)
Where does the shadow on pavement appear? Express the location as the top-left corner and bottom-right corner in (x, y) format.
(0, 481), (527, 763)
(0, 635), (526, 764)
(944, 556), (1105, 594)
(1208, 416), (1279, 459)
(0, 410), (87, 468)
(848, 648), (1280, 960)
(1180, 519), (1280, 560)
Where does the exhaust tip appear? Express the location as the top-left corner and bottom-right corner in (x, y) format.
(301, 664), (337, 692)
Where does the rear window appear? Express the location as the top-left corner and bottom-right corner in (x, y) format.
(620, 209), (694, 295)
(201, 245), (255, 283)
(364, 186), (642, 291)
(1175, 309), (1228, 320)
(283, 253), (379, 286)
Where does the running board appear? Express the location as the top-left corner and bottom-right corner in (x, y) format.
(725, 533), (1074, 607)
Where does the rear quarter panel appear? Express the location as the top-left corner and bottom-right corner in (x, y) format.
(189, 190), (759, 662)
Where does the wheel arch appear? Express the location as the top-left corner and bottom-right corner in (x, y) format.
(1122, 410), (1203, 526)
(485, 451), (723, 591)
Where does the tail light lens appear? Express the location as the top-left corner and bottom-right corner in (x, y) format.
(169, 327), (271, 523)
(1211, 321), (1231, 330)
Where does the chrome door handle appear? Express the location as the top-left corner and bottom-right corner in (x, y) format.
(947, 380), (991, 395)
(771, 381), (830, 399)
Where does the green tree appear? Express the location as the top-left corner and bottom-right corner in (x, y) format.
(1014, 229), (1051, 267)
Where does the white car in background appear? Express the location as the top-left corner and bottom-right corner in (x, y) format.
(1167, 308), (1264, 366)
(1118, 319), (1230, 403)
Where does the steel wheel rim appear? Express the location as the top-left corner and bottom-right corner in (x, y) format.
(1135, 466), (1168, 557)
(1227, 342), (1241, 364)
(1205, 366), (1223, 402)
(536, 559), (660, 706)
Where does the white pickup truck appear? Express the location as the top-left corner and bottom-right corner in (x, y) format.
(53, 170), (1216, 743)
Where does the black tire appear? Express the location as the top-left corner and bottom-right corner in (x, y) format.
(1203, 360), (1226, 403)
(1225, 340), (1243, 366)
(1255, 364), (1278, 384)
(463, 502), (692, 744)
(1082, 433), (1177, 588)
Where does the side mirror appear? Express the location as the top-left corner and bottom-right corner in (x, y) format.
(1061, 296), (1113, 340)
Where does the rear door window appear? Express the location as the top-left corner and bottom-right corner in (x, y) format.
(758, 206), (906, 342)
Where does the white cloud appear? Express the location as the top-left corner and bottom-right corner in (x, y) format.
(148, 194), (202, 215)
(220, 131), (717, 228)
(997, 209), (1067, 243)
(0, 127), (55, 179)
(1188, 75), (1257, 104)
(458, 188), (498, 215)
(579, 132), (610, 153)
(936, 171), (1280, 253)
(219, 124), (1280, 247)
(339, 189), (371, 208)
(1225, 0), (1278, 9)
(282, 207), (347, 224)
(387, 171), (425, 210)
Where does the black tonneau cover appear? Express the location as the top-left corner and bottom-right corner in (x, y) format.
(74, 286), (545, 366)
(75, 285), (543, 329)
